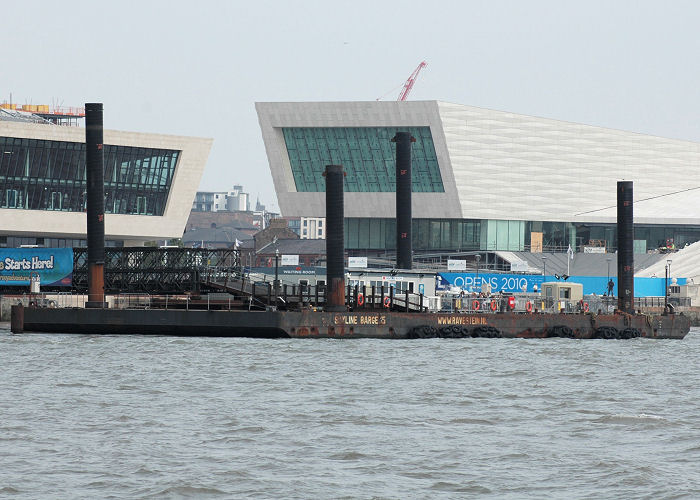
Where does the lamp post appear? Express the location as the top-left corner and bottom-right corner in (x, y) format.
(541, 256), (547, 280)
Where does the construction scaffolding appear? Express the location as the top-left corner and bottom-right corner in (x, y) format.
(1, 102), (85, 126)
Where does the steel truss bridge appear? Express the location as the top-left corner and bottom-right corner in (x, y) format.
(72, 247), (241, 294)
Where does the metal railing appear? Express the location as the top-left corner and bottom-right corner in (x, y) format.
(348, 284), (428, 312)
(8, 289), (693, 314)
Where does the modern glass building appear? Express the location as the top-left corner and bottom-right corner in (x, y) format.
(0, 137), (178, 215)
(257, 101), (700, 254)
(282, 126), (443, 193)
(0, 118), (212, 247)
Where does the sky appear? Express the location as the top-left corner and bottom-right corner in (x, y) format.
(3, 0), (700, 213)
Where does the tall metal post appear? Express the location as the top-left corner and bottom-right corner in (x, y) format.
(606, 256), (612, 311)
(666, 258), (673, 312)
(324, 165), (346, 311)
(665, 264), (669, 310)
(542, 256), (547, 278)
(273, 249), (280, 305)
(85, 103), (106, 308)
(617, 181), (634, 314)
(475, 254), (481, 291)
(393, 132), (415, 270)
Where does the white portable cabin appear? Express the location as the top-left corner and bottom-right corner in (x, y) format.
(345, 269), (437, 297)
(541, 281), (583, 302)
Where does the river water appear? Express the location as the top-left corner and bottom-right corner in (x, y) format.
(1, 326), (699, 499)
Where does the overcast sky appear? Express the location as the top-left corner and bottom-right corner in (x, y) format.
(3, 0), (700, 212)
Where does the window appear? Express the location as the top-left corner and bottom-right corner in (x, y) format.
(50, 191), (62, 210)
(5, 189), (19, 208)
(345, 217), (480, 251)
(282, 127), (443, 192)
(136, 196), (147, 214)
(559, 288), (571, 299)
(0, 136), (179, 216)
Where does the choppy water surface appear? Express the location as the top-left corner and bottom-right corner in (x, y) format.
(1, 326), (700, 499)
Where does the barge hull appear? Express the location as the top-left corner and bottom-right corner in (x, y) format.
(11, 306), (690, 339)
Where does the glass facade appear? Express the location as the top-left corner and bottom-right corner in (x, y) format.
(0, 136), (179, 215)
(346, 218), (481, 251)
(0, 235), (123, 248)
(573, 223), (700, 253)
(282, 127), (443, 192)
(344, 218), (700, 253)
(483, 220), (526, 251)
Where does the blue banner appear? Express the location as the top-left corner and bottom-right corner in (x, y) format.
(437, 272), (687, 297)
(438, 273), (544, 293)
(0, 248), (73, 286)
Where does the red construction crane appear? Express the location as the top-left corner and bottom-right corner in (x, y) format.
(397, 61), (427, 101)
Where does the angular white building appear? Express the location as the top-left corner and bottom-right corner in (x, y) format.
(0, 116), (212, 247)
(256, 101), (700, 253)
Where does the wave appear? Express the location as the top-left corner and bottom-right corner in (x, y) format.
(328, 451), (369, 461)
(448, 417), (494, 425)
(594, 413), (669, 424)
(430, 481), (492, 494)
(55, 382), (97, 388)
(146, 485), (229, 497)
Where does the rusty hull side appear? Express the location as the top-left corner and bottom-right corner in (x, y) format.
(12, 306), (690, 339)
(281, 311), (690, 340)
